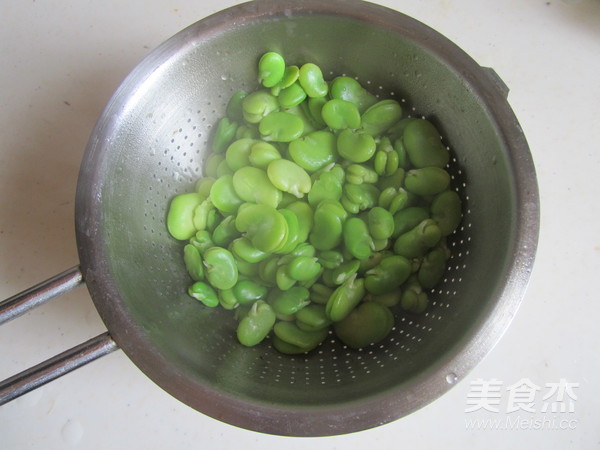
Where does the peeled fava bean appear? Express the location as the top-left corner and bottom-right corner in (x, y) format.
(288, 130), (336, 172)
(203, 247), (239, 290)
(334, 302), (394, 349)
(364, 254), (411, 295)
(394, 219), (442, 259)
(298, 63), (328, 98)
(273, 321), (328, 353)
(402, 118), (449, 168)
(188, 281), (219, 307)
(258, 52), (286, 88)
(326, 275), (366, 322)
(235, 204), (289, 253)
(237, 300), (277, 347)
(400, 277), (429, 314)
(337, 129), (376, 163)
(404, 167), (451, 196)
(430, 190), (462, 236)
(321, 99), (361, 130)
(167, 193), (203, 240)
(271, 286), (311, 315)
(330, 76), (377, 113)
(418, 246), (450, 289)
(360, 99), (402, 136)
(232, 166), (282, 208)
(259, 111), (304, 142)
(267, 159), (312, 198)
(343, 217), (374, 261)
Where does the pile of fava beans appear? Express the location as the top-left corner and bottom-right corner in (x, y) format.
(166, 52), (462, 354)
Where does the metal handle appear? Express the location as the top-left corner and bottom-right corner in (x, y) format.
(0, 266), (119, 404)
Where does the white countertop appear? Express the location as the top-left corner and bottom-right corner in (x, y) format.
(1, 0), (599, 448)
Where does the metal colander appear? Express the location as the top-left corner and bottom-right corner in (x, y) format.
(0, 0), (539, 437)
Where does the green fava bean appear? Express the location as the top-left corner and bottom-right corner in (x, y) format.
(195, 177), (215, 198)
(219, 288), (239, 310)
(287, 256), (322, 281)
(305, 96), (327, 127)
(259, 111), (304, 142)
(337, 129), (376, 163)
(209, 174), (243, 215)
(204, 153), (224, 178)
(333, 302), (394, 349)
(275, 265), (296, 291)
(242, 90), (279, 123)
(267, 159), (311, 198)
(183, 244), (204, 281)
(343, 217), (374, 261)
(248, 141), (281, 168)
(235, 124), (259, 140)
(430, 190), (462, 236)
(367, 290), (402, 307)
(275, 209), (301, 254)
(231, 237), (270, 263)
(377, 167), (406, 191)
(298, 63), (328, 98)
(404, 167), (451, 196)
(203, 247), (238, 290)
(378, 186), (408, 215)
(330, 259), (360, 285)
(189, 230), (214, 254)
(237, 300), (277, 347)
(233, 279), (268, 305)
(318, 250), (344, 270)
(310, 283), (334, 304)
(225, 138), (255, 171)
(278, 82), (307, 108)
(188, 281), (219, 307)
(309, 201), (346, 251)
(393, 206), (430, 238)
(235, 204), (288, 253)
(258, 52), (286, 88)
(346, 164), (378, 185)
(226, 91), (247, 122)
(326, 275), (366, 322)
(364, 254), (411, 295)
(361, 99), (402, 136)
(367, 207), (395, 240)
(167, 193), (203, 240)
(403, 119), (450, 168)
(296, 304), (332, 331)
(286, 201), (314, 243)
(258, 256), (278, 286)
(393, 137), (411, 169)
(321, 99), (361, 130)
(212, 117), (238, 153)
(288, 130), (336, 172)
(192, 198), (214, 232)
(212, 215), (240, 247)
(273, 321), (328, 352)
(232, 167), (282, 208)
(393, 219), (442, 258)
(271, 286), (311, 315)
(233, 254), (260, 277)
(330, 76), (377, 113)
(400, 277), (429, 314)
(308, 171), (343, 207)
(271, 65), (300, 96)
(291, 242), (316, 258)
(344, 183), (380, 212)
(418, 246), (449, 289)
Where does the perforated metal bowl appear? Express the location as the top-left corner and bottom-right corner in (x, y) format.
(0, 0), (539, 437)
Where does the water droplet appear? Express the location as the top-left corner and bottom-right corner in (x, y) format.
(220, 74), (228, 81)
(61, 420), (84, 445)
(445, 372), (458, 384)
